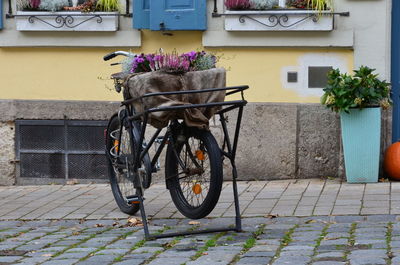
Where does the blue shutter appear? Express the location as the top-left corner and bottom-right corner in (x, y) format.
(133, 0), (150, 29)
(0, 0), (3, 30)
(150, 0), (206, 31)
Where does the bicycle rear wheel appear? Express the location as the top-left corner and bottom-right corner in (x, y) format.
(105, 114), (151, 215)
(165, 126), (223, 219)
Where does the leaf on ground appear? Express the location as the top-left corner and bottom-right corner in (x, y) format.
(127, 217), (143, 227)
(66, 179), (79, 185)
(305, 219), (316, 224)
(323, 237), (340, 241)
(72, 231), (80, 236)
(162, 242), (174, 248)
(41, 254), (53, 257)
(112, 221), (120, 227)
(322, 221), (336, 225)
(265, 214), (278, 219)
(188, 221), (201, 225)
(94, 223), (104, 228)
(0, 250), (28, 256)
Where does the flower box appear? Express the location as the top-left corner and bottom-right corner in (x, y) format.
(15, 11), (119, 31)
(224, 10), (333, 31)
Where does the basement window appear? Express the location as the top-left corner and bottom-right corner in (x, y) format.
(15, 120), (108, 184)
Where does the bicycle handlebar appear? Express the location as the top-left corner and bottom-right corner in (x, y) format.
(103, 51), (135, 61)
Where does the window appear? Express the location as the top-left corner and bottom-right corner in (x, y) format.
(133, 0), (206, 30)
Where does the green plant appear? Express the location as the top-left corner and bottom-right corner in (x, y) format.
(96, 0), (119, 12)
(243, 237), (256, 250)
(307, 0), (332, 12)
(321, 66), (391, 113)
(287, 0), (332, 12)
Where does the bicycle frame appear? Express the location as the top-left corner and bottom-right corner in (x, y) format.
(116, 85), (248, 240)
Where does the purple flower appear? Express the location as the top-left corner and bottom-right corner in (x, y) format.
(128, 50), (217, 73)
(224, 0), (252, 10)
(30, 0), (40, 8)
(183, 51), (198, 61)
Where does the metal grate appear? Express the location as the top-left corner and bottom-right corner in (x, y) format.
(20, 153), (65, 179)
(16, 120), (108, 183)
(20, 124), (64, 150)
(308, 66), (333, 88)
(68, 154), (108, 179)
(67, 125), (105, 151)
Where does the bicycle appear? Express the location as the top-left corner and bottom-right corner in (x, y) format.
(103, 51), (248, 239)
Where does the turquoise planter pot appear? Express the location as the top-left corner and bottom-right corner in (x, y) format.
(340, 107), (381, 183)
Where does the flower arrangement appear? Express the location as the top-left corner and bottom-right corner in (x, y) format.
(17, 0), (119, 12)
(224, 0), (332, 11)
(38, 0), (69, 12)
(321, 66), (391, 113)
(224, 0), (278, 10)
(224, 0), (253, 10)
(124, 51), (218, 74)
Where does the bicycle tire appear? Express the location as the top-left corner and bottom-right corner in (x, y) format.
(165, 127), (223, 219)
(105, 114), (151, 215)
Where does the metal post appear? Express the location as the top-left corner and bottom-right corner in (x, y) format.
(231, 163), (242, 232)
(138, 195), (151, 240)
(219, 113), (242, 232)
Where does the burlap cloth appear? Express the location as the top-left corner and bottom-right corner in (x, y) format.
(124, 68), (226, 129)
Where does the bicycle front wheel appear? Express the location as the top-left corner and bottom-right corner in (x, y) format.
(165, 128), (223, 219)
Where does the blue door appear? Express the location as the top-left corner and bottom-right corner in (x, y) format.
(392, 0), (400, 142)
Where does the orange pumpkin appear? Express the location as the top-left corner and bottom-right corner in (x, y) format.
(384, 142), (400, 180)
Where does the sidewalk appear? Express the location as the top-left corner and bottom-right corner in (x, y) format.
(1, 179), (400, 265)
(0, 178), (398, 220)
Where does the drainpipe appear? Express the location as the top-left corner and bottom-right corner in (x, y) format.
(392, 0), (400, 142)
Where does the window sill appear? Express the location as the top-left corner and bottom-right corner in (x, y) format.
(15, 11), (119, 31)
(224, 10), (334, 31)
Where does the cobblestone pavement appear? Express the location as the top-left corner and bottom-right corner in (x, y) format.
(1, 178), (400, 264)
(0, 179), (399, 220)
(1, 216), (400, 265)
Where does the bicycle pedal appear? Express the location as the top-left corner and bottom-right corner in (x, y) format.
(126, 195), (144, 205)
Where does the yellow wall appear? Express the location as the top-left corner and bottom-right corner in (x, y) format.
(0, 31), (353, 103)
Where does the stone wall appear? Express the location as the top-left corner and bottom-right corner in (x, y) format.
(0, 100), (392, 185)
(220, 103), (391, 181)
(0, 122), (16, 185)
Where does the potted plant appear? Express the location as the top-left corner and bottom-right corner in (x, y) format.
(223, 0), (334, 31)
(15, 0), (120, 31)
(321, 66), (391, 183)
(118, 50), (224, 129)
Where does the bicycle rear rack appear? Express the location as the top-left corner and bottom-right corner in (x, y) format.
(121, 85), (249, 240)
